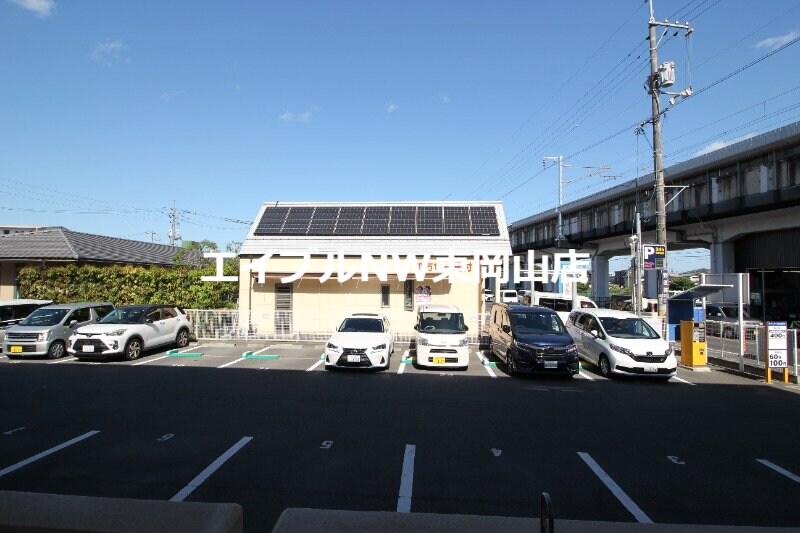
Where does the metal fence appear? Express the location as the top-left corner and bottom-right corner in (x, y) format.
(705, 319), (799, 378)
(186, 309), (491, 345)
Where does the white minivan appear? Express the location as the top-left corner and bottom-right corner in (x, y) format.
(565, 308), (677, 379)
(414, 304), (469, 369)
(499, 290), (519, 304)
(530, 291), (598, 324)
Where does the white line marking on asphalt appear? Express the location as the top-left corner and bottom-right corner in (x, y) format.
(671, 376), (695, 385)
(757, 459), (800, 484)
(397, 349), (409, 375)
(170, 436), (253, 502)
(218, 358), (246, 369)
(180, 344), (204, 353)
(0, 430), (100, 477)
(578, 452), (653, 523)
(397, 444), (416, 513)
(475, 352), (497, 378)
(2, 427), (26, 436)
(252, 346), (272, 355)
(306, 359), (324, 372)
(132, 355), (169, 366)
(48, 357), (77, 365)
(576, 371), (595, 381)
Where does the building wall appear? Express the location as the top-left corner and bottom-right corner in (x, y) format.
(0, 262), (16, 300)
(238, 256), (484, 338)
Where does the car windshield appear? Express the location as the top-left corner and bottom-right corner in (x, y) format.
(338, 317), (384, 333)
(20, 308), (69, 326)
(418, 312), (466, 334)
(511, 312), (565, 335)
(599, 317), (660, 339)
(100, 307), (147, 324)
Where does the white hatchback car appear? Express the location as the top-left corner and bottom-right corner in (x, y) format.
(324, 313), (394, 370)
(69, 305), (193, 361)
(565, 308), (677, 379)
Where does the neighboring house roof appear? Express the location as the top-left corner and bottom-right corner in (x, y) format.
(0, 227), (203, 266)
(240, 201), (512, 256)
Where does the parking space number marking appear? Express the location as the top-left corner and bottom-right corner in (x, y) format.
(320, 440), (334, 449)
(491, 448), (502, 457)
(667, 455), (685, 465)
(158, 434), (175, 442)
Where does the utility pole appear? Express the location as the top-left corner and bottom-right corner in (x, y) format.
(646, 0), (692, 318)
(168, 200), (181, 247)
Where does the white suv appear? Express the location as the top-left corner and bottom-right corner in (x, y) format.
(324, 313), (394, 370)
(69, 305), (193, 361)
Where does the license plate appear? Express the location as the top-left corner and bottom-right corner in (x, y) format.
(544, 361), (558, 369)
(10, 346), (22, 353)
(82, 345), (95, 353)
(432, 357), (446, 364)
(644, 365), (657, 373)
(346, 354), (360, 363)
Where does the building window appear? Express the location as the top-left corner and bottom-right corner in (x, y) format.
(381, 285), (390, 307)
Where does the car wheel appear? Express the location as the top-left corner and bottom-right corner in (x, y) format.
(599, 354), (612, 378)
(124, 338), (142, 361)
(506, 353), (518, 377)
(175, 329), (190, 348)
(47, 341), (66, 359)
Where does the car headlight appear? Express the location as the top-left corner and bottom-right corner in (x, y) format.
(665, 346), (673, 356)
(371, 343), (387, 351)
(566, 344), (578, 356)
(417, 338), (429, 346)
(609, 343), (634, 357)
(105, 328), (127, 336)
(456, 338), (468, 347)
(326, 342), (339, 350)
(37, 331), (52, 342)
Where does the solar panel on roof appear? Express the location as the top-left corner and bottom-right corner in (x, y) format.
(416, 206), (443, 235)
(443, 207), (471, 235)
(281, 207), (314, 235)
(254, 206), (290, 235)
(308, 207), (339, 235)
(334, 207), (365, 235)
(389, 206), (416, 235)
(470, 206), (500, 235)
(362, 206), (390, 235)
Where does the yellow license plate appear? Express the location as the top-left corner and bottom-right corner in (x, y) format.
(10, 346), (22, 353)
(432, 357), (446, 364)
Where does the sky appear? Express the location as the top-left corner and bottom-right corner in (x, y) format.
(2, 0), (799, 274)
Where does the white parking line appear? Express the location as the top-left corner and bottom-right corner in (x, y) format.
(396, 444), (416, 513)
(671, 376), (695, 385)
(475, 352), (497, 378)
(48, 357), (77, 365)
(576, 371), (595, 381)
(170, 436), (253, 502)
(757, 459), (800, 484)
(251, 346), (272, 356)
(306, 359), (324, 372)
(0, 430), (100, 477)
(578, 452), (652, 523)
(218, 358), (246, 369)
(132, 355), (169, 366)
(397, 350), (409, 375)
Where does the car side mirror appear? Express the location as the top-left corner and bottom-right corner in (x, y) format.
(464, 325), (469, 332)
(590, 329), (599, 337)
(413, 324), (419, 331)
(145, 317), (154, 324)
(69, 320), (78, 327)
(502, 325), (511, 334)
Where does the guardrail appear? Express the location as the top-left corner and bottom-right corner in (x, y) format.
(705, 320), (798, 378)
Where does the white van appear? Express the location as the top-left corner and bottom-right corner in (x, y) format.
(499, 290), (519, 304)
(530, 292), (598, 324)
(414, 304), (469, 369)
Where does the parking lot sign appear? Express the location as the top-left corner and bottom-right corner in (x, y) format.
(767, 322), (788, 368)
(643, 244), (666, 270)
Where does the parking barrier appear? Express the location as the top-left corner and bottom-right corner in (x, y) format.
(242, 352), (280, 360)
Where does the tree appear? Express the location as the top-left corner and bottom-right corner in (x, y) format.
(669, 276), (695, 292)
(225, 241), (242, 254)
(182, 240), (218, 253)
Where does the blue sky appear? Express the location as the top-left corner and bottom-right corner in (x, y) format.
(2, 0), (799, 273)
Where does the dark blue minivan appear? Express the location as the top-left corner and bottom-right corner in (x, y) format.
(488, 303), (579, 376)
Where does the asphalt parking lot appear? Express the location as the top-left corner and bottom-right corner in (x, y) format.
(1, 341), (800, 531)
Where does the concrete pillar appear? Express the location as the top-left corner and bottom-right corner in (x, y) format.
(710, 242), (735, 274)
(591, 255), (609, 304)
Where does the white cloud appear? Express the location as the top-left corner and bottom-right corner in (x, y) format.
(90, 40), (128, 66)
(439, 93), (451, 104)
(7, 0), (55, 17)
(755, 29), (800, 51)
(694, 132), (757, 157)
(386, 102), (398, 113)
(279, 107), (319, 122)
(160, 89), (186, 101)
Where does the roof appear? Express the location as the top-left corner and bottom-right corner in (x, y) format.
(0, 227), (202, 266)
(0, 299), (52, 306)
(40, 302), (114, 310)
(418, 304), (462, 313)
(573, 308), (638, 318)
(240, 201), (512, 256)
(669, 284), (733, 302)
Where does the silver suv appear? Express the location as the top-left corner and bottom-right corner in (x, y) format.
(4, 302), (114, 359)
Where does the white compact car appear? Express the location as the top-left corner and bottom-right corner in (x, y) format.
(565, 308), (676, 379)
(69, 305), (193, 361)
(414, 304), (469, 369)
(324, 313), (394, 370)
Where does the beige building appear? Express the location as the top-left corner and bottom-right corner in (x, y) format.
(237, 201), (512, 340)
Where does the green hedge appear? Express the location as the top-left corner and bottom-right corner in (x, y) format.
(16, 263), (238, 309)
